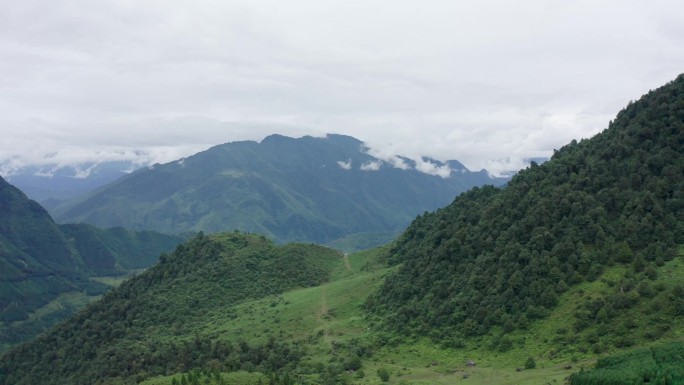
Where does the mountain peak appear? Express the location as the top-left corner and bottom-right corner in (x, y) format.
(53, 133), (506, 244)
(261, 134), (296, 145)
(324, 133), (364, 148)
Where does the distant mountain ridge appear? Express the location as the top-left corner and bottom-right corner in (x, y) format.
(3, 161), (138, 209)
(53, 134), (508, 245)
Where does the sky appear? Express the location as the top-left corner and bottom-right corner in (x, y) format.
(1, 0), (682, 177)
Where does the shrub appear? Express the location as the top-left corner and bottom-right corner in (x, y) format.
(377, 367), (390, 382)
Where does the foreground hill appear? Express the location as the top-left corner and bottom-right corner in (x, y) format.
(53, 134), (507, 246)
(2, 234), (681, 385)
(0, 232), (343, 385)
(368, 75), (684, 351)
(0, 176), (184, 351)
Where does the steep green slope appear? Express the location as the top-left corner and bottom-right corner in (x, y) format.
(53, 134), (507, 245)
(0, 176), (185, 351)
(368, 75), (684, 348)
(1, 235), (681, 385)
(59, 224), (187, 271)
(0, 232), (343, 385)
(0, 176), (96, 325)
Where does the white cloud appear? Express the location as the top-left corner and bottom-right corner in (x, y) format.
(73, 163), (99, 179)
(360, 160), (382, 171)
(0, 0), (682, 176)
(364, 147), (411, 170)
(414, 159), (452, 179)
(337, 160), (352, 170)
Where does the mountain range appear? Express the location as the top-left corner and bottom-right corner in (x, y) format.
(0, 75), (682, 385)
(52, 134), (508, 247)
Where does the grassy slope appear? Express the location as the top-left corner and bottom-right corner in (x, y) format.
(4, 240), (679, 384)
(141, 245), (684, 385)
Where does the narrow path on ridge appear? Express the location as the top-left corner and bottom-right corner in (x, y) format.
(316, 287), (329, 323)
(315, 286), (333, 352)
(343, 254), (352, 273)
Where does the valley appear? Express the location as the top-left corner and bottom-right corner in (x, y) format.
(0, 75), (683, 385)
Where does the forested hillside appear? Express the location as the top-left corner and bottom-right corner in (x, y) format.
(0, 176), (95, 324)
(569, 341), (684, 385)
(0, 232), (342, 385)
(368, 75), (684, 349)
(0, 176), (184, 351)
(59, 224), (186, 271)
(53, 134), (507, 246)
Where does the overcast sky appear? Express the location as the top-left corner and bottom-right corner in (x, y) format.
(1, 0), (682, 176)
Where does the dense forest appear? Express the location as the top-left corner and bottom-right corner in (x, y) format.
(367, 75), (684, 348)
(0, 176), (184, 351)
(0, 232), (342, 385)
(569, 341), (684, 385)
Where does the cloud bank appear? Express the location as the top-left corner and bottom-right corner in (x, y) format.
(1, 0), (683, 177)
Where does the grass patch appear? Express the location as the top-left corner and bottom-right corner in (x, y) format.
(141, 370), (267, 385)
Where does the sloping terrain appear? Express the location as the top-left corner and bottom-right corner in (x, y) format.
(367, 75), (684, 350)
(0, 176), (184, 351)
(2, 77), (682, 385)
(0, 175), (99, 326)
(569, 342), (684, 385)
(53, 134), (506, 245)
(0, 232), (343, 385)
(4, 237), (680, 385)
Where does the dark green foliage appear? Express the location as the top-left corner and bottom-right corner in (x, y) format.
(524, 356), (536, 369)
(570, 342), (684, 385)
(343, 354), (363, 371)
(377, 367), (390, 382)
(54, 134), (507, 245)
(0, 176), (184, 351)
(367, 75), (684, 342)
(0, 232), (341, 385)
(59, 223), (186, 271)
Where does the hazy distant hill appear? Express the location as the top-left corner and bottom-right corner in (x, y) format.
(54, 134), (507, 245)
(0, 176), (184, 351)
(3, 161), (137, 209)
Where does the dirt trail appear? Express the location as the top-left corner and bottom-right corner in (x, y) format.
(315, 287), (332, 345)
(316, 287), (329, 322)
(343, 254), (352, 272)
